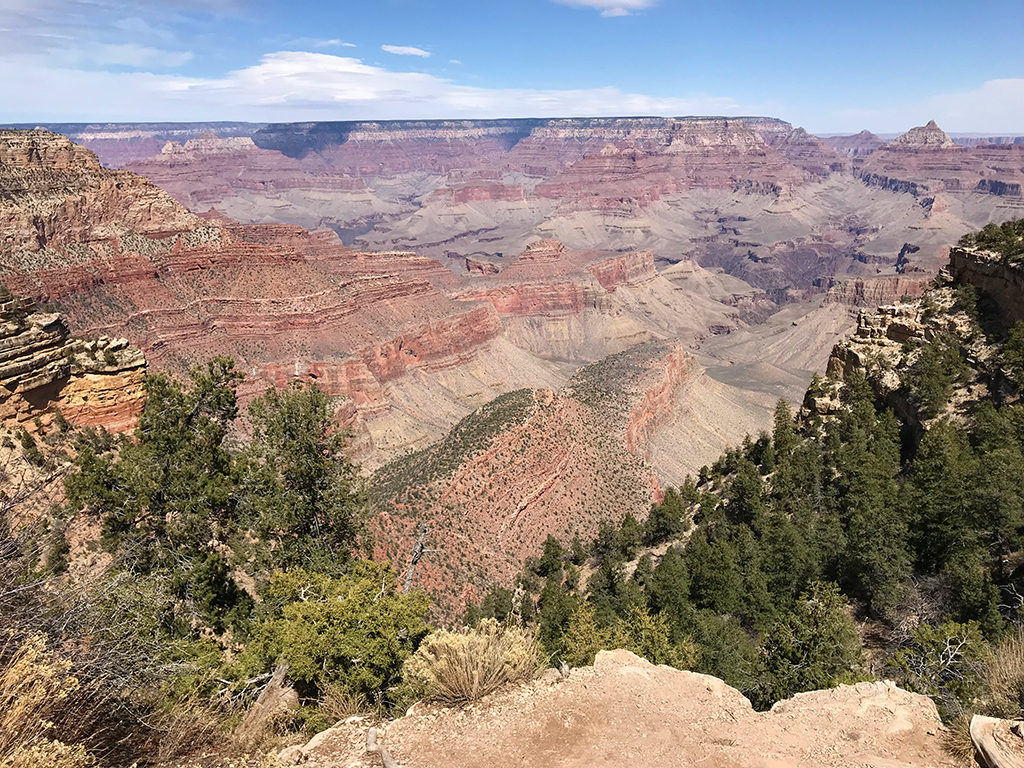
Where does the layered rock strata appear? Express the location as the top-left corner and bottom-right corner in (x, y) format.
(372, 341), (690, 612)
(0, 297), (145, 432)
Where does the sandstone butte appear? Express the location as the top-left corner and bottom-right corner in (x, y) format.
(279, 650), (958, 768)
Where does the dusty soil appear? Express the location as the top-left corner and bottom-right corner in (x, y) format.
(288, 650), (957, 768)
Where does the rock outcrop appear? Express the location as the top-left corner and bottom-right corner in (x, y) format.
(810, 247), (1000, 430)
(287, 649), (955, 768)
(971, 715), (1024, 768)
(0, 297), (145, 432)
(949, 246), (1024, 325)
(821, 129), (885, 158)
(857, 120), (1024, 199)
(823, 274), (931, 307)
(891, 120), (956, 149)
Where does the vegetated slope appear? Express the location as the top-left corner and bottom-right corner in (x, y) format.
(292, 650), (956, 768)
(472, 220), (1024, 722)
(372, 341), (690, 615)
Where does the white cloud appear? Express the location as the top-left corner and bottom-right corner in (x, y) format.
(0, 50), (769, 123)
(555, 0), (658, 17)
(819, 78), (1024, 135)
(312, 39), (357, 48)
(0, 0), (201, 68)
(93, 43), (193, 68)
(449, 59), (462, 65)
(381, 44), (431, 58)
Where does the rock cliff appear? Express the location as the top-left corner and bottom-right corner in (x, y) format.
(809, 246), (1006, 432)
(0, 130), (547, 464)
(949, 246), (1024, 325)
(857, 120), (1024, 199)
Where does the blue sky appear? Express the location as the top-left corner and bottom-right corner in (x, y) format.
(1, 0), (1022, 132)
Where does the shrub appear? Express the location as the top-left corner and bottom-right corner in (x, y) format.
(562, 603), (611, 667)
(402, 619), (541, 706)
(239, 564), (430, 705)
(751, 581), (865, 709)
(889, 620), (989, 719)
(611, 604), (696, 669)
(1003, 322), (1024, 387)
(904, 335), (968, 418)
(959, 219), (1024, 263)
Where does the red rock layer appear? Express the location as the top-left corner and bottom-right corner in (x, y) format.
(534, 120), (811, 207)
(0, 131), (502, 451)
(857, 121), (1024, 196)
(452, 241), (655, 316)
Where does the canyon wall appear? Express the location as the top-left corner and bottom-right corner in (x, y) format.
(372, 341), (692, 612)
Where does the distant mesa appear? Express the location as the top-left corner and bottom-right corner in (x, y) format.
(821, 129), (885, 158)
(889, 119), (956, 149)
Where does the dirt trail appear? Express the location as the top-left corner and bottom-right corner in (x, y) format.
(288, 650), (957, 768)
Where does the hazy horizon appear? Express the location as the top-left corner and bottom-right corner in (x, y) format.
(4, 116), (1023, 140)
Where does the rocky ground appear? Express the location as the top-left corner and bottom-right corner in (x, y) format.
(283, 650), (957, 768)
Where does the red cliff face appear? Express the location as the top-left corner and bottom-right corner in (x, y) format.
(586, 251), (656, 292)
(0, 130), (508, 462)
(622, 344), (690, 456)
(453, 241), (655, 316)
(532, 119), (814, 209)
(430, 184), (525, 204)
(0, 129), (203, 259)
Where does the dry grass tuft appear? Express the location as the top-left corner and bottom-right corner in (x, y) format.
(320, 684), (369, 723)
(403, 619), (541, 706)
(941, 712), (976, 766)
(0, 633), (95, 767)
(152, 698), (227, 765)
(985, 627), (1024, 717)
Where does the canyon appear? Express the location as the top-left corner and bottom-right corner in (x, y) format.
(3, 118), (1023, 609)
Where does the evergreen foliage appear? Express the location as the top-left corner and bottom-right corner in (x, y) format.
(959, 219), (1024, 263)
(479, 280), (1024, 712)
